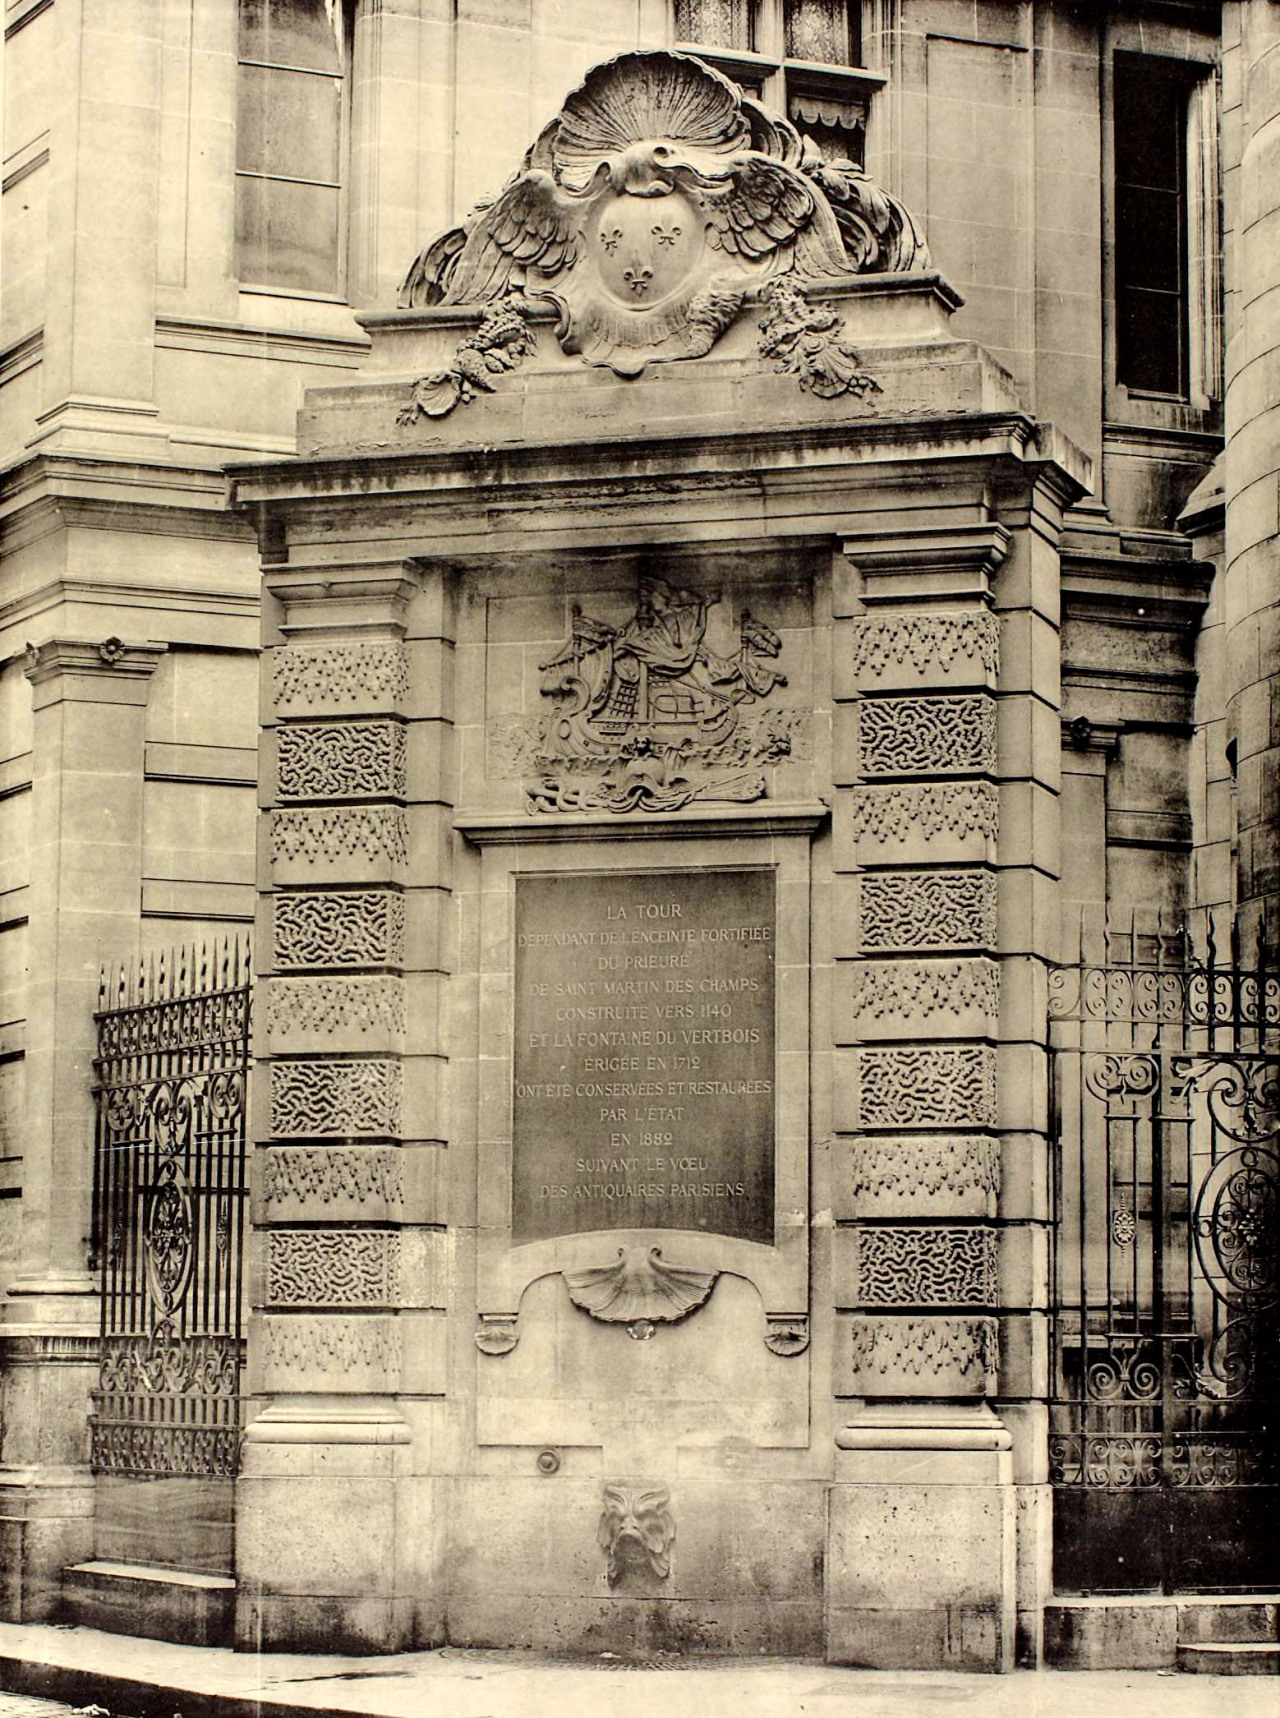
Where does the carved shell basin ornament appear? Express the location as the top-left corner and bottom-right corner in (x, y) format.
(563, 1244), (717, 1325)
(398, 50), (928, 382)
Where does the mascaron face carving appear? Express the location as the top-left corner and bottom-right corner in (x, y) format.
(400, 50), (928, 377)
(598, 1484), (676, 1585)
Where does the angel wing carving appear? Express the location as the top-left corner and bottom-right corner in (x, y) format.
(402, 170), (580, 308)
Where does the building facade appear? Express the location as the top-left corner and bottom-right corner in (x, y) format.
(0, 0), (1276, 1673)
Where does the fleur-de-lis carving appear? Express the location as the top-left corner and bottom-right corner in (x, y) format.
(600, 226), (622, 252)
(652, 222), (681, 246)
(623, 266), (653, 294)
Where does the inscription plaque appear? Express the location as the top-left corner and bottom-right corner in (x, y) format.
(513, 868), (776, 1245)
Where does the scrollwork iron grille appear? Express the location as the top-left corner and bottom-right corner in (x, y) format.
(1048, 907), (1279, 1593)
(90, 939), (250, 1480)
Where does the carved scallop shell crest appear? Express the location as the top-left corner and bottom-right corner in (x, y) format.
(563, 1245), (717, 1324)
(553, 51), (749, 186)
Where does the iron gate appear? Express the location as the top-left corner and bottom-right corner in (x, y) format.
(90, 940), (250, 1479)
(1048, 913), (1279, 1593)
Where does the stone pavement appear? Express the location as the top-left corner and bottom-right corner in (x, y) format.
(0, 1624), (1276, 1718)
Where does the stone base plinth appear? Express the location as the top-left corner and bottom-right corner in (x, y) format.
(825, 1408), (1016, 1672)
(234, 1402), (420, 1655)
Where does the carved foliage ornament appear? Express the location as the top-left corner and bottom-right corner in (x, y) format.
(399, 51), (927, 379)
(271, 806), (409, 869)
(272, 642), (409, 714)
(265, 975), (406, 1039)
(848, 1134), (1001, 1206)
(525, 578), (793, 812)
(848, 958), (999, 1021)
(848, 782), (999, 846)
(264, 1145), (404, 1211)
(262, 1315), (398, 1380)
(848, 611), (1000, 680)
(848, 1315), (998, 1387)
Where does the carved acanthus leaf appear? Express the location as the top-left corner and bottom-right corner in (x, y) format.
(757, 279), (881, 401)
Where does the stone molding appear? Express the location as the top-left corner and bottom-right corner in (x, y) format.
(852, 1046), (998, 1130)
(0, 1330), (100, 1364)
(855, 693), (996, 777)
(23, 637), (166, 705)
(272, 889), (406, 969)
(858, 870), (997, 952)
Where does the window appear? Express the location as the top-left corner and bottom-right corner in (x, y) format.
(783, 0), (857, 67)
(674, 1), (754, 51)
(674, 2), (871, 165)
(1113, 54), (1189, 397)
(235, 0), (349, 296)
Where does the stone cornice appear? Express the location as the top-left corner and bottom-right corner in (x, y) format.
(455, 801), (830, 845)
(0, 453), (257, 553)
(23, 637), (167, 700)
(1061, 545), (1214, 635)
(841, 522), (1011, 602)
(228, 410), (1085, 523)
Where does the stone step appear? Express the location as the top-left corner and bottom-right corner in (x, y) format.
(1175, 1597), (1280, 1644)
(60, 1560), (234, 1648)
(1177, 1641), (1280, 1676)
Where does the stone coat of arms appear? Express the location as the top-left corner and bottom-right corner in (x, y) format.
(499, 577), (800, 814)
(400, 49), (927, 382)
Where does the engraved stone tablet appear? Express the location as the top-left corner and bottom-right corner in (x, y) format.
(513, 869), (776, 1245)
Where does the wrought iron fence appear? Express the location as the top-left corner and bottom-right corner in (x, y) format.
(90, 939), (251, 1480)
(1048, 907), (1280, 1592)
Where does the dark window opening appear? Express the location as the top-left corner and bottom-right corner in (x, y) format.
(1114, 54), (1189, 397)
(788, 92), (866, 166)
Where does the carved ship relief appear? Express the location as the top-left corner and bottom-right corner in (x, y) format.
(514, 575), (798, 813)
